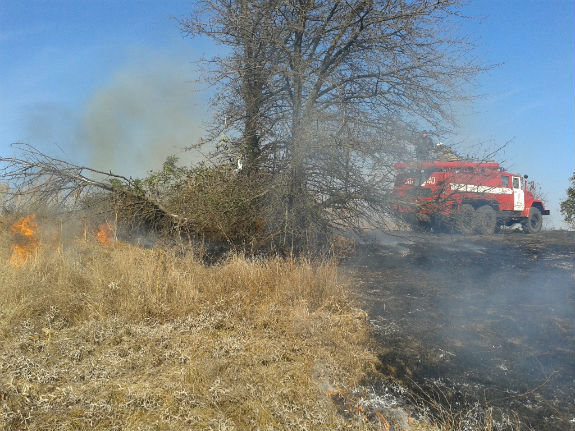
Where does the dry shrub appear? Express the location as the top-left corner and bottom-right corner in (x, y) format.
(171, 165), (268, 244)
(0, 229), (381, 430)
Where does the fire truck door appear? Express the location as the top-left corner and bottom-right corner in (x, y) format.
(512, 176), (524, 211)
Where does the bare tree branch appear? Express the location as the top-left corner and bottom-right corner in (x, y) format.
(0, 144), (188, 227)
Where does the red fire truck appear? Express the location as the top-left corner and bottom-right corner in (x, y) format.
(393, 161), (550, 234)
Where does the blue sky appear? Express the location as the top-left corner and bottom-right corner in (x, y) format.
(454, 0), (575, 228)
(0, 0), (573, 227)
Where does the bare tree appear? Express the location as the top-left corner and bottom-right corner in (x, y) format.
(180, 0), (483, 244)
(0, 2), (485, 252)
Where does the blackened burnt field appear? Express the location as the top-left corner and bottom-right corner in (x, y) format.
(347, 230), (575, 431)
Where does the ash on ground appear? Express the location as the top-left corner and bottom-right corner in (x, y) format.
(347, 230), (575, 431)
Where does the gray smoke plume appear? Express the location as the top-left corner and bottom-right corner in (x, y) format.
(80, 55), (206, 177)
(16, 53), (207, 178)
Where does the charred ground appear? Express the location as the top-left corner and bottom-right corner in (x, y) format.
(348, 230), (575, 430)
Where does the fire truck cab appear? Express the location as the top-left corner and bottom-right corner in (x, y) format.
(393, 161), (549, 234)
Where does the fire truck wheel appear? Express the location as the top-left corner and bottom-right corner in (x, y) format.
(523, 207), (542, 234)
(475, 205), (497, 235)
(456, 204), (475, 234)
(413, 221), (431, 233)
(431, 215), (444, 233)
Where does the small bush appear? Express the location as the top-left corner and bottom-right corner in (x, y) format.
(171, 163), (268, 245)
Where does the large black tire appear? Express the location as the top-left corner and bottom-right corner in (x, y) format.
(475, 205), (497, 235)
(431, 214), (445, 233)
(456, 204), (475, 234)
(413, 220), (431, 233)
(523, 207), (542, 233)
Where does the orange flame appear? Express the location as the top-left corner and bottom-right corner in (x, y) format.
(375, 411), (390, 431)
(97, 223), (114, 245)
(9, 215), (39, 267)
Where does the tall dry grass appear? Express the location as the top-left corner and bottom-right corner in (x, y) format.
(0, 219), (381, 430)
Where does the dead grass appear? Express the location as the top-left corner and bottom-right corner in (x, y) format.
(0, 219), (385, 430)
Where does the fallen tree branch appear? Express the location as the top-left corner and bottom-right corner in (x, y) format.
(0, 143), (189, 228)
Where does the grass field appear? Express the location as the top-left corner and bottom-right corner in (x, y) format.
(0, 215), (389, 430)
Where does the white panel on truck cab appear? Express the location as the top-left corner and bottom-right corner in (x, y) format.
(512, 176), (524, 211)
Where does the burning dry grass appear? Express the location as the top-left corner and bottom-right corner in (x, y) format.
(8, 215), (39, 267)
(96, 223), (115, 245)
(0, 222), (383, 430)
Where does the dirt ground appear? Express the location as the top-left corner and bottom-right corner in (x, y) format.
(347, 230), (575, 431)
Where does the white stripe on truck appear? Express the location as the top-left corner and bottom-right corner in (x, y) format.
(449, 184), (513, 195)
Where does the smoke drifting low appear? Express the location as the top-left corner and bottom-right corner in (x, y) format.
(18, 53), (207, 178)
(349, 231), (575, 430)
(80, 55), (206, 177)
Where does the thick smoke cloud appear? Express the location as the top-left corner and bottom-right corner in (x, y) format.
(80, 55), (206, 177)
(18, 53), (207, 178)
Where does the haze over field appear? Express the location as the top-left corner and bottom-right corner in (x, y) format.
(0, 2), (574, 429)
(0, 0), (573, 227)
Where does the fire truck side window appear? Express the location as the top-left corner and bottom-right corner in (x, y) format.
(501, 176), (509, 187)
(512, 177), (520, 189)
